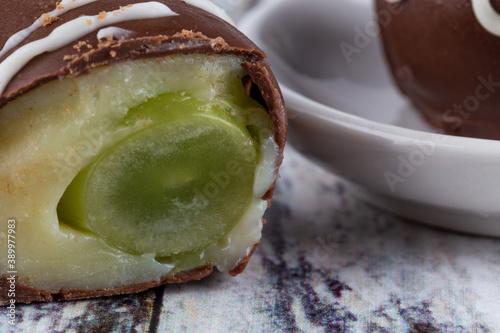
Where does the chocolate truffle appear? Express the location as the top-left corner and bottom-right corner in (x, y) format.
(376, 0), (500, 139)
(0, 0), (286, 304)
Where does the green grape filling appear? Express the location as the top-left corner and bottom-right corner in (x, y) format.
(57, 92), (263, 257)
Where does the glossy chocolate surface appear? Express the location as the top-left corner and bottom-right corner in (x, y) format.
(376, 0), (500, 140)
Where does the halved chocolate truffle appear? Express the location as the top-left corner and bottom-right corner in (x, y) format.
(0, 0), (286, 304)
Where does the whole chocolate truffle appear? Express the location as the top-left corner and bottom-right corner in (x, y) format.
(376, 0), (500, 140)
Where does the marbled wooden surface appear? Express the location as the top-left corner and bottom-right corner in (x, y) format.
(1, 147), (499, 332)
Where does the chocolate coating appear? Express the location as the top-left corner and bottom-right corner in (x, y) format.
(0, 1), (257, 100)
(0, 265), (214, 305)
(376, 0), (500, 139)
(0, 0), (286, 150)
(0, 0), (286, 304)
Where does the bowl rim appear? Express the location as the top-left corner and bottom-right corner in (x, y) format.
(239, 0), (500, 153)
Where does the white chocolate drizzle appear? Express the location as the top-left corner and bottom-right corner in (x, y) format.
(0, 2), (178, 96)
(472, 0), (500, 37)
(97, 26), (136, 40)
(0, 0), (98, 59)
(0, 0), (230, 61)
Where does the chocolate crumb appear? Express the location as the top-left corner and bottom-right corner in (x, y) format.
(41, 13), (59, 26)
(98, 11), (107, 22)
(73, 41), (88, 52)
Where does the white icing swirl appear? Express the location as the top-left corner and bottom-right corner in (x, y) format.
(0, 0), (98, 59)
(97, 26), (135, 40)
(0, 0), (230, 62)
(0, 2), (178, 96)
(472, 0), (500, 36)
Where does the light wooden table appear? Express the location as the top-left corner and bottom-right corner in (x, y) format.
(2, 147), (499, 332)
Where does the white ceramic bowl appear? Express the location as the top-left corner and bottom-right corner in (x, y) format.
(239, 0), (500, 236)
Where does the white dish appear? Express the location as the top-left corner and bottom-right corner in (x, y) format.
(239, 0), (500, 236)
